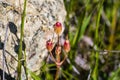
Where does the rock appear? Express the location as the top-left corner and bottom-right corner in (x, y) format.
(0, 0), (66, 79)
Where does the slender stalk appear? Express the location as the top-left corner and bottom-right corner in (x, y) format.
(50, 51), (56, 63)
(92, 0), (104, 80)
(55, 35), (61, 80)
(55, 49), (60, 80)
(55, 51), (67, 80)
(55, 67), (60, 80)
(5, 50), (18, 61)
(3, 53), (10, 74)
(2, 24), (9, 80)
(17, 0), (27, 80)
(23, 50), (28, 80)
(108, 2), (118, 51)
(58, 35), (60, 45)
(59, 52), (67, 65)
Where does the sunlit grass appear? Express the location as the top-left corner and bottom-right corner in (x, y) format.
(62, 0), (120, 80)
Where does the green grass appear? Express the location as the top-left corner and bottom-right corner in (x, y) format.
(63, 0), (120, 80)
(92, 0), (104, 80)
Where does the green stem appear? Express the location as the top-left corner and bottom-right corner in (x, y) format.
(23, 50), (28, 80)
(92, 0), (104, 80)
(17, 0), (27, 80)
(92, 52), (99, 80)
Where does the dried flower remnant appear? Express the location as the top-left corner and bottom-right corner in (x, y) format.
(54, 22), (62, 35)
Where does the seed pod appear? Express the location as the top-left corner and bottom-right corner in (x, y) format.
(46, 40), (53, 52)
(64, 39), (70, 53)
(54, 22), (62, 35)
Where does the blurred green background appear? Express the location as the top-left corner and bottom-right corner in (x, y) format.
(1, 0), (120, 80)
(63, 0), (120, 80)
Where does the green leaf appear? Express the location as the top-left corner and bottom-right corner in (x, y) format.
(72, 14), (91, 47)
(79, 14), (91, 40)
(72, 11), (85, 47)
(61, 69), (78, 80)
(108, 68), (120, 80)
(27, 69), (41, 80)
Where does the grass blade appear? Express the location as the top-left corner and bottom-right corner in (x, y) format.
(27, 69), (41, 80)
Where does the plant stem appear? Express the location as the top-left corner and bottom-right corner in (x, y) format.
(108, 2), (118, 51)
(55, 35), (61, 80)
(55, 50), (60, 80)
(92, 0), (104, 80)
(23, 50), (28, 80)
(17, 0), (27, 80)
(50, 51), (56, 63)
(55, 67), (60, 80)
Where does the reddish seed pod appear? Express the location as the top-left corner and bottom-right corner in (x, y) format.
(54, 22), (62, 35)
(64, 39), (70, 53)
(46, 40), (53, 52)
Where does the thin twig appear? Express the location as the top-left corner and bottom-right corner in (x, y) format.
(5, 50), (18, 61)
(2, 23), (9, 80)
(87, 49), (120, 53)
(3, 53), (10, 74)
(87, 69), (92, 80)
(58, 52), (67, 66)
(50, 51), (56, 63)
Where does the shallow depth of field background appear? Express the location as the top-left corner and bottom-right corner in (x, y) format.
(1, 0), (120, 80)
(54, 0), (120, 80)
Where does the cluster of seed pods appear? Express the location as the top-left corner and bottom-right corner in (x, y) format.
(46, 22), (70, 68)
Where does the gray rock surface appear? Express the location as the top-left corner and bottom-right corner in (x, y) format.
(0, 0), (66, 79)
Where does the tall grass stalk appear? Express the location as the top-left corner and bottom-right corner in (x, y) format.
(17, 0), (27, 80)
(108, 2), (118, 51)
(92, 0), (104, 80)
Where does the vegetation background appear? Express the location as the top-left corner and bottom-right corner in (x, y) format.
(62, 0), (120, 80)
(1, 0), (120, 80)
